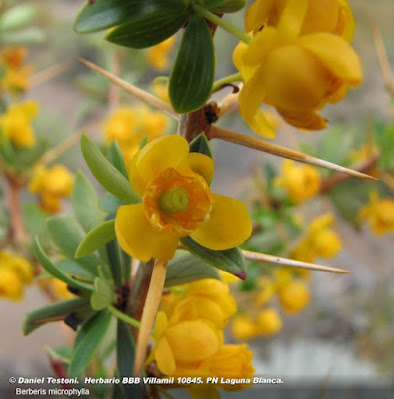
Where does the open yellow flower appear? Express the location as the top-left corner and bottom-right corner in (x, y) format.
(115, 136), (252, 261)
(234, 0), (362, 133)
(275, 159), (321, 203)
(360, 192), (394, 235)
(246, 0), (355, 41)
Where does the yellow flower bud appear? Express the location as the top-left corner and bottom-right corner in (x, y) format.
(0, 267), (24, 301)
(8, 256), (34, 285)
(312, 229), (342, 258)
(147, 36), (176, 71)
(52, 279), (74, 300)
(360, 193), (394, 235)
(256, 308), (282, 336)
(278, 280), (310, 314)
(231, 314), (259, 341)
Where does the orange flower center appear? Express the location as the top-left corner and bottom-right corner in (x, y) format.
(143, 168), (212, 236)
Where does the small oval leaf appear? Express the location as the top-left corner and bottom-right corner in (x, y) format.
(169, 16), (215, 113)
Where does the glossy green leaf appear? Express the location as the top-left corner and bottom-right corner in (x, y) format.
(106, 239), (130, 288)
(23, 298), (89, 335)
(47, 216), (101, 272)
(169, 16), (215, 113)
(90, 277), (116, 311)
(81, 134), (139, 204)
(181, 237), (246, 279)
(72, 172), (105, 233)
(106, 0), (190, 49)
(55, 259), (96, 279)
(68, 310), (111, 377)
(117, 321), (143, 398)
(165, 253), (220, 287)
(74, 0), (143, 33)
(35, 238), (93, 293)
(75, 220), (116, 259)
(107, 141), (128, 178)
(206, 0), (246, 13)
(189, 133), (213, 158)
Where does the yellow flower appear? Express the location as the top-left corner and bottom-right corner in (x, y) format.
(274, 267), (293, 289)
(360, 192), (394, 235)
(0, 101), (39, 147)
(254, 276), (275, 306)
(0, 267), (23, 301)
(208, 344), (255, 390)
(150, 311), (222, 376)
(151, 80), (170, 103)
(220, 270), (240, 283)
(256, 307), (282, 336)
(275, 159), (321, 204)
(115, 136), (252, 261)
(8, 256), (34, 285)
(231, 314), (259, 340)
(291, 213), (342, 261)
(278, 280), (310, 314)
(147, 36), (176, 71)
(28, 165), (74, 213)
(234, 1), (362, 133)
(102, 105), (169, 164)
(246, 0), (355, 41)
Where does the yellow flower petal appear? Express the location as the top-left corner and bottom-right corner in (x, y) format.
(191, 194), (252, 250)
(187, 152), (214, 185)
(155, 337), (177, 375)
(135, 136), (189, 184)
(299, 33), (362, 86)
(277, 0), (309, 38)
(115, 203), (178, 262)
(277, 108), (327, 130)
(245, 0), (274, 33)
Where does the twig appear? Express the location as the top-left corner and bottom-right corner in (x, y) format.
(208, 125), (377, 181)
(30, 62), (70, 88)
(242, 250), (350, 274)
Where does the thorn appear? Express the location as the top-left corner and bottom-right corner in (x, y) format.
(79, 58), (178, 120)
(242, 250), (351, 274)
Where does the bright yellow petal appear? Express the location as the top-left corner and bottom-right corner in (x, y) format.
(136, 136), (189, 184)
(336, 0), (355, 41)
(299, 33), (362, 86)
(115, 204), (178, 262)
(245, 0), (274, 33)
(127, 150), (146, 198)
(277, 0), (309, 38)
(276, 108), (327, 130)
(191, 194), (252, 250)
(155, 337), (176, 375)
(187, 152), (214, 185)
(155, 311), (168, 339)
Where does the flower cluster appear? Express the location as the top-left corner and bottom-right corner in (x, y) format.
(275, 159), (321, 203)
(102, 105), (170, 164)
(0, 46), (32, 95)
(359, 192), (394, 235)
(148, 279), (255, 389)
(234, 0), (362, 135)
(28, 164), (74, 212)
(115, 135), (252, 261)
(0, 100), (39, 148)
(0, 250), (33, 301)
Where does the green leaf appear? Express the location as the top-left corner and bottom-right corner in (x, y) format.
(72, 172), (105, 233)
(106, 239), (130, 288)
(23, 298), (89, 335)
(169, 16), (215, 113)
(117, 321), (143, 398)
(35, 238), (93, 293)
(47, 216), (101, 273)
(100, 193), (125, 214)
(80, 134), (139, 204)
(90, 277), (116, 311)
(0, 27), (45, 45)
(74, 0), (145, 33)
(200, 0), (246, 13)
(181, 237), (246, 279)
(189, 133), (213, 158)
(106, 0), (190, 49)
(69, 310), (111, 377)
(165, 253), (220, 287)
(374, 122), (394, 170)
(0, 4), (37, 32)
(107, 141), (128, 178)
(55, 259), (96, 280)
(75, 220), (116, 258)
